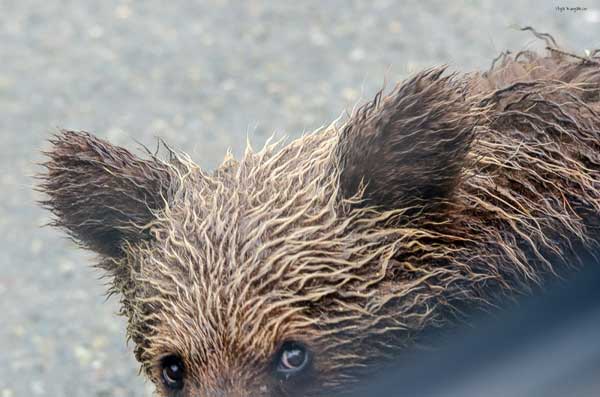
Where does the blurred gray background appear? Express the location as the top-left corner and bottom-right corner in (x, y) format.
(1, 1), (599, 396)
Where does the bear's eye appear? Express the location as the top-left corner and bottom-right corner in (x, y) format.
(161, 355), (185, 390)
(274, 341), (310, 378)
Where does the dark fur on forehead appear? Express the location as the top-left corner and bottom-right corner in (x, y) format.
(38, 130), (180, 257)
(336, 66), (480, 212)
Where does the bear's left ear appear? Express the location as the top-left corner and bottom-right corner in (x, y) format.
(336, 67), (478, 212)
(38, 130), (180, 257)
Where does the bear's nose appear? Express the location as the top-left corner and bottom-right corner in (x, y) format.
(197, 392), (254, 397)
(192, 383), (269, 397)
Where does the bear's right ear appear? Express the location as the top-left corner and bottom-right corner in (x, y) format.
(335, 67), (478, 213)
(38, 130), (180, 257)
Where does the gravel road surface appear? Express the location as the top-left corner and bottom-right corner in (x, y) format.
(1, 1), (599, 396)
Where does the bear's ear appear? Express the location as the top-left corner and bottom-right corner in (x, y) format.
(38, 130), (179, 257)
(336, 67), (478, 213)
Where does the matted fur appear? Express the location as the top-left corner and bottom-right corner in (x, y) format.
(38, 42), (600, 397)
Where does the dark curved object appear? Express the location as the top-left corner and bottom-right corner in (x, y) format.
(349, 261), (600, 397)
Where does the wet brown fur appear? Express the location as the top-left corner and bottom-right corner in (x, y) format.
(38, 38), (600, 397)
